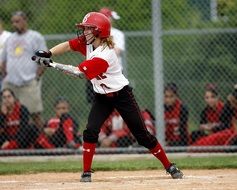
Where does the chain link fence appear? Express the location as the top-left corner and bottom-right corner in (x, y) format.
(0, 0), (237, 155)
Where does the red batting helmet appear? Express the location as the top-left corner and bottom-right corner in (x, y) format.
(77, 12), (111, 38)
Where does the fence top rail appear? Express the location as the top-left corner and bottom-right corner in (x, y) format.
(44, 27), (237, 40)
(163, 27), (237, 36)
(0, 146), (236, 156)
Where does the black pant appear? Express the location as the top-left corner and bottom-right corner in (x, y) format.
(85, 80), (95, 104)
(17, 124), (39, 148)
(83, 85), (158, 149)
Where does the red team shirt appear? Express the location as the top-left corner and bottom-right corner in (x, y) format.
(4, 102), (21, 137)
(69, 37), (129, 94)
(0, 101), (30, 149)
(200, 101), (224, 127)
(192, 100), (236, 146)
(164, 99), (189, 146)
(47, 117), (74, 143)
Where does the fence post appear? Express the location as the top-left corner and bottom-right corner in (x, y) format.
(152, 0), (165, 146)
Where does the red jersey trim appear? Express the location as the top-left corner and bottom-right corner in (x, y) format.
(78, 57), (109, 80)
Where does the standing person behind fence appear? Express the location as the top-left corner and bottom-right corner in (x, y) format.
(164, 83), (189, 146)
(191, 84), (224, 144)
(0, 88), (38, 149)
(32, 12), (183, 182)
(34, 97), (81, 149)
(0, 11), (47, 129)
(191, 85), (237, 146)
(85, 7), (126, 104)
(0, 18), (11, 89)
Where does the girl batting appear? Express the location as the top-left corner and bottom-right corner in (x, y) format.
(32, 12), (183, 182)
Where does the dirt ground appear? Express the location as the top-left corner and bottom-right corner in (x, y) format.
(0, 169), (236, 190)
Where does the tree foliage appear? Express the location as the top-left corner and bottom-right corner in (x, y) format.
(1, 0), (237, 32)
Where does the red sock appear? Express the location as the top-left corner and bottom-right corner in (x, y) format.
(82, 142), (96, 172)
(150, 142), (171, 169)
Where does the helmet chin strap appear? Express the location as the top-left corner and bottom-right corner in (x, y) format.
(85, 34), (96, 45)
(77, 28), (98, 45)
(85, 28), (99, 45)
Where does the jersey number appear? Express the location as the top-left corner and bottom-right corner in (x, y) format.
(96, 73), (107, 80)
(96, 73), (111, 89)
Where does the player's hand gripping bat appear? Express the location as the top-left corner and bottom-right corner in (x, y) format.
(31, 50), (84, 78)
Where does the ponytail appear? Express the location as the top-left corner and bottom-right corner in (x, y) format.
(102, 36), (115, 49)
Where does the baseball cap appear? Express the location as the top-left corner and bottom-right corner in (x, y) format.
(99, 7), (120, 20)
(12, 11), (27, 20)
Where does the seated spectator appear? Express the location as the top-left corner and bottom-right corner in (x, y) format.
(0, 88), (37, 149)
(191, 84), (224, 144)
(98, 109), (156, 147)
(34, 97), (81, 149)
(164, 83), (189, 146)
(191, 85), (237, 146)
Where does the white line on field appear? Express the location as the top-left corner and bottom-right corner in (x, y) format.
(0, 180), (25, 183)
(103, 175), (163, 179)
(185, 175), (215, 179)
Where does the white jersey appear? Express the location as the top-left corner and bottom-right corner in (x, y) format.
(86, 44), (129, 94)
(111, 27), (125, 51)
(0, 30), (11, 59)
(111, 27), (125, 66)
(1, 30), (47, 86)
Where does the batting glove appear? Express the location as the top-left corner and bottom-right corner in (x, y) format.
(32, 50), (52, 67)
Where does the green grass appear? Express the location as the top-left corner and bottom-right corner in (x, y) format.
(0, 156), (236, 175)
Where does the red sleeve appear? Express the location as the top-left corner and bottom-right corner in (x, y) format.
(47, 118), (60, 129)
(68, 36), (86, 56)
(78, 57), (109, 80)
(1, 140), (18, 149)
(62, 118), (74, 143)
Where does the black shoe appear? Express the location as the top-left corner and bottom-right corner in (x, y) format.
(166, 163), (183, 179)
(80, 171), (92, 182)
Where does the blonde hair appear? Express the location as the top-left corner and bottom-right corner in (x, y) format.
(101, 36), (115, 49)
